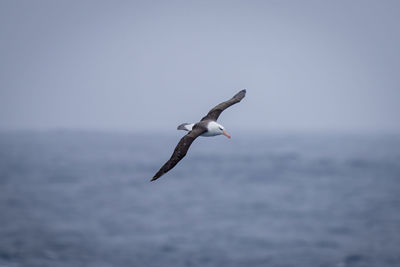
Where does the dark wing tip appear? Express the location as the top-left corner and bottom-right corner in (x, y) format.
(234, 89), (246, 100)
(150, 170), (164, 181)
(150, 174), (161, 182)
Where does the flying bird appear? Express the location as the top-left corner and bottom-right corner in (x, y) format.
(151, 89), (246, 181)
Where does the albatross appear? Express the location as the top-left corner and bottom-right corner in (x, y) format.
(151, 89), (246, 181)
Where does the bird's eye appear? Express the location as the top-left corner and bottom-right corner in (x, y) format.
(219, 127), (223, 130)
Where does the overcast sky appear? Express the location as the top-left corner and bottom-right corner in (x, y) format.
(1, 0), (399, 133)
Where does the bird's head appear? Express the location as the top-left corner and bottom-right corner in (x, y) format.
(216, 124), (231, 139)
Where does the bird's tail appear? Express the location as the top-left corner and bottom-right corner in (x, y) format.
(177, 123), (194, 131)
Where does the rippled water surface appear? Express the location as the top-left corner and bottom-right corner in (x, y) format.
(1, 131), (400, 267)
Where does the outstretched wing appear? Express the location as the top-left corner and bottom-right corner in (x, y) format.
(201, 89), (246, 121)
(151, 126), (206, 181)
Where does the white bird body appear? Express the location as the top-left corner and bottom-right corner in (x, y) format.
(178, 121), (226, 137)
(201, 121), (225, 137)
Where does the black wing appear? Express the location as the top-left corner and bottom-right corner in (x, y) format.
(151, 126), (206, 181)
(201, 89), (246, 121)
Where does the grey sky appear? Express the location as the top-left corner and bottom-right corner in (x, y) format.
(1, 0), (399, 133)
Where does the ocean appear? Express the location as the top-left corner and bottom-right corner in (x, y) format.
(0, 131), (399, 267)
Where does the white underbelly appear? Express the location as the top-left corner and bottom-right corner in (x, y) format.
(201, 131), (219, 137)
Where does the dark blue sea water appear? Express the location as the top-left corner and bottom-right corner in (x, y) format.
(1, 131), (400, 267)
